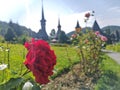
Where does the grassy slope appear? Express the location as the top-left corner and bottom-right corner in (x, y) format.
(106, 43), (120, 52)
(95, 54), (120, 90)
(51, 46), (80, 78)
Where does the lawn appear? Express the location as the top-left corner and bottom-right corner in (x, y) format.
(106, 43), (120, 52)
(95, 54), (120, 90)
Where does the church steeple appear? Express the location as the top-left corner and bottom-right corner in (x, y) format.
(38, 0), (49, 40)
(75, 20), (80, 28)
(40, 0), (46, 29)
(75, 20), (81, 33)
(56, 18), (62, 39)
(57, 18), (61, 30)
(41, 0), (45, 21)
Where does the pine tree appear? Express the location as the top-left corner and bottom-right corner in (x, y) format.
(5, 28), (16, 41)
(59, 31), (68, 43)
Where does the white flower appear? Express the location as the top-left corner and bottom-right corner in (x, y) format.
(22, 81), (33, 90)
(82, 46), (86, 49)
(6, 49), (10, 52)
(0, 64), (7, 70)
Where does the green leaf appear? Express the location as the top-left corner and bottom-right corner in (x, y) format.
(32, 84), (41, 90)
(0, 77), (23, 90)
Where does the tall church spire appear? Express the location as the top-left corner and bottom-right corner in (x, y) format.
(41, 0), (45, 21)
(38, 0), (49, 40)
(56, 18), (62, 39)
(40, 0), (46, 25)
(57, 18), (61, 30)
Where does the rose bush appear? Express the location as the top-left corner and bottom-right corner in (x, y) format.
(69, 12), (108, 89)
(24, 38), (56, 84)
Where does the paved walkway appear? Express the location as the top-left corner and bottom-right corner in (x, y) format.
(102, 50), (120, 64)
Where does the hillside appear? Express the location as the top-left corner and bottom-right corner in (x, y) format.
(0, 20), (37, 38)
(102, 25), (120, 33)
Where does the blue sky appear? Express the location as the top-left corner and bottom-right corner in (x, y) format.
(0, 0), (120, 34)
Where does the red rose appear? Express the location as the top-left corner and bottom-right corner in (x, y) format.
(24, 38), (56, 84)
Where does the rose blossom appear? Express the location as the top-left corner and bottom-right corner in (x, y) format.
(100, 36), (108, 41)
(24, 38), (56, 84)
(71, 34), (77, 39)
(95, 31), (100, 36)
(85, 12), (90, 18)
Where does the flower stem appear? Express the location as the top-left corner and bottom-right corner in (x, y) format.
(21, 69), (30, 77)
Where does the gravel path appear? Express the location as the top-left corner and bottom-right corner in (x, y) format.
(102, 50), (120, 64)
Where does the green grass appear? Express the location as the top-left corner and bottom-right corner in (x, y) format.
(0, 43), (28, 82)
(51, 45), (80, 78)
(102, 54), (120, 73)
(106, 43), (120, 52)
(95, 54), (120, 90)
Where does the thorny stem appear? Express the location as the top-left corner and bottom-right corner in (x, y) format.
(65, 47), (73, 72)
(79, 48), (86, 72)
(19, 63), (23, 75)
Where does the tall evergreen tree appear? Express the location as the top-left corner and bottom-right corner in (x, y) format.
(5, 28), (16, 41)
(105, 28), (112, 44)
(59, 31), (68, 43)
(110, 33), (116, 44)
(50, 29), (56, 39)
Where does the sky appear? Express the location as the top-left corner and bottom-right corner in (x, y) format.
(0, 0), (120, 34)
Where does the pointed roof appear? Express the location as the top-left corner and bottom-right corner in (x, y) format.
(58, 18), (61, 28)
(92, 20), (101, 32)
(56, 18), (62, 40)
(75, 20), (81, 28)
(41, 0), (46, 21)
(42, 6), (45, 20)
(92, 20), (106, 35)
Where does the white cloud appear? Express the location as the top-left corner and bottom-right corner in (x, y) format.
(0, 0), (24, 20)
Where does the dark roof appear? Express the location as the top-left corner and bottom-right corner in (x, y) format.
(92, 20), (101, 31)
(75, 20), (81, 28)
(58, 18), (61, 28)
(92, 20), (106, 35)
